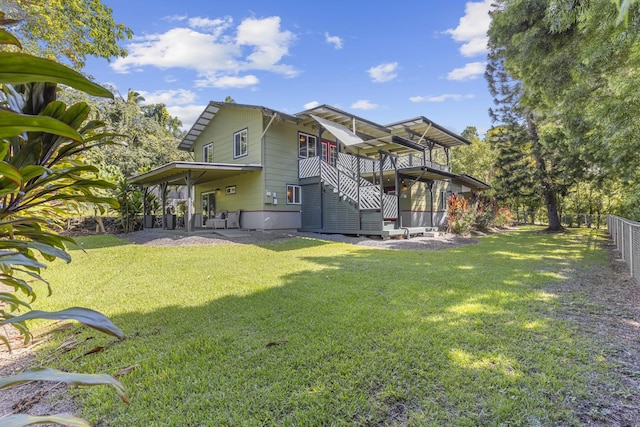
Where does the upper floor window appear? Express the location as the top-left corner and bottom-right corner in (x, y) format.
(203, 143), (213, 163)
(299, 133), (317, 158)
(234, 129), (248, 158)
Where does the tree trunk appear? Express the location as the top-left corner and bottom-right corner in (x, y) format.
(526, 114), (563, 232)
(544, 189), (562, 231)
(95, 216), (105, 234)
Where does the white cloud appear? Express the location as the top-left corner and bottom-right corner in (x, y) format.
(325, 32), (343, 49)
(111, 15), (298, 86)
(351, 100), (379, 110)
(162, 14), (188, 23)
(445, 0), (493, 57)
(138, 89), (197, 105)
(188, 16), (232, 32)
(367, 62), (398, 83)
(409, 94), (474, 103)
(195, 74), (259, 88)
(166, 104), (208, 130)
(447, 62), (486, 81)
(303, 101), (320, 109)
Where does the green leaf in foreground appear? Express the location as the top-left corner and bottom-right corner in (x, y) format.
(0, 307), (125, 340)
(0, 52), (112, 98)
(0, 110), (83, 141)
(0, 368), (128, 404)
(0, 412), (90, 427)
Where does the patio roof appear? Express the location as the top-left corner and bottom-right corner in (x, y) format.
(398, 166), (459, 182)
(129, 161), (262, 187)
(297, 104), (391, 140)
(386, 117), (472, 148)
(310, 114), (428, 156)
(453, 173), (491, 191)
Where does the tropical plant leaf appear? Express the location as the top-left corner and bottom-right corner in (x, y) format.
(0, 27), (21, 48)
(0, 110), (83, 141)
(0, 368), (128, 404)
(0, 307), (125, 340)
(0, 161), (22, 185)
(0, 252), (47, 270)
(0, 413), (91, 427)
(0, 52), (113, 98)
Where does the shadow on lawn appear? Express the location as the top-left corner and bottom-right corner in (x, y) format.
(41, 228), (612, 426)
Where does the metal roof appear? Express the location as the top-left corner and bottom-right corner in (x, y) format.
(129, 161), (262, 187)
(453, 173), (491, 191)
(386, 116), (471, 148)
(178, 102), (299, 151)
(178, 102), (471, 155)
(296, 104), (391, 140)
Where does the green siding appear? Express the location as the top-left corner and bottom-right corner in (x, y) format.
(192, 107), (262, 165)
(195, 172), (263, 214)
(263, 120), (300, 212)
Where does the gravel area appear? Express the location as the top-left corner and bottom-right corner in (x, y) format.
(117, 228), (479, 251)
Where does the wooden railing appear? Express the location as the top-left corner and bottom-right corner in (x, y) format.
(300, 152), (433, 220)
(300, 155), (387, 214)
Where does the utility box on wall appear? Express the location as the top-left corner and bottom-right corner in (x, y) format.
(265, 191), (277, 204)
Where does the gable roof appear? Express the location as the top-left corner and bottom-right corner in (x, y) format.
(178, 102), (299, 151)
(178, 101), (471, 153)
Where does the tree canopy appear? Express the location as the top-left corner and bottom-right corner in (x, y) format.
(486, 0), (640, 225)
(2, 0), (133, 69)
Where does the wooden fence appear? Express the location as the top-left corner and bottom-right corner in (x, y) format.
(607, 215), (640, 282)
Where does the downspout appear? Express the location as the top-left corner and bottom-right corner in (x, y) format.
(379, 151), (385, 228)
(261, 113), (276, 218)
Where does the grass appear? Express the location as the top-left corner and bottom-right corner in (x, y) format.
(30, 226), (609, 426)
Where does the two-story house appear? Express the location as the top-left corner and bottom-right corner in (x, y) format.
(130, 102), (489, 237)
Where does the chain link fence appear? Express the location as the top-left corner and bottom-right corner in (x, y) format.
(607, 215), (640, 282)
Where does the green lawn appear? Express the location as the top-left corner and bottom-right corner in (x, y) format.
(33, 227), (608, 426)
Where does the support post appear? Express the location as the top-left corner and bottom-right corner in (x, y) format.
(160, 182), (168, 229)
(428, 181), (435, 227)
(186, 171), (192, 232)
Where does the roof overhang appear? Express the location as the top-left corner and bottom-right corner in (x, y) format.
(298, 105), (391, 140)
(398, 166), (459, 182)
(129, 162), (262, 187)
(178, 102), (299, 151)
(310, 115), (426, 156)
(386, 117), (471, 148)
(453, 174), (491, 191)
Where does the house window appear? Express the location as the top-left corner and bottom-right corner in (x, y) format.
(234, 129), (248, 158)
(203, 143), (213, 163)
(286, 184), (301, 205)
(298, 133), (317, 158)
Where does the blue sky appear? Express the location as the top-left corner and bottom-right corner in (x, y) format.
(85, 0), (494, 136)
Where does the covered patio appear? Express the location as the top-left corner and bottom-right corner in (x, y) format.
(129, 161), (262, 232)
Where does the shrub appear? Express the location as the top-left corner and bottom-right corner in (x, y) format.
(494, 207), (514, 228)
(447, 194), (475, 235)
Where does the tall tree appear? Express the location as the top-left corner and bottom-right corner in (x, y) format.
(1, 0), (133, 69)
(451, 126), (496, 186)
(486, 0), (604, 230)
(60, 88), (189, 177)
